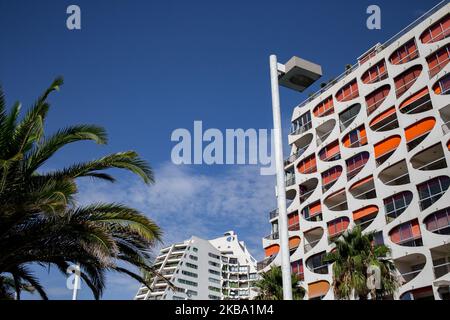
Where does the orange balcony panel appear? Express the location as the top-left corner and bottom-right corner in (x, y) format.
(264, 244), (280, 257)
(389, 38), (419, 65)
(420, 13), (450, 44)
(289, 236), (301, 250)
(308, 281), (330, 299)
(361, 59), (387, 84)
(336, 79), (359, 102)
(389, 219), (421, 244)
(297, 154), (317, 174)
(394, 65), (423, 98)
(426, 44), (450, 78)
(404, 117), (436, 143)
(374, 135), (401, 159)
(370, 106), (396, 127)
(353, 205), (378, 221)
(309, 201), (322, 217)
(313, 96), (334, 117)
(319, 140), (340, 161)
(447, 139), (450, 151)
(350, 175), (374, 191)
(322, 166), (342, 186)
(432, 73), (450, 94)
(288, 212), (299, 226)
(342, 125), (367, 148)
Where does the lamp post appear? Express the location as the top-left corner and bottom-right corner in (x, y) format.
(269, 54), (322, 300)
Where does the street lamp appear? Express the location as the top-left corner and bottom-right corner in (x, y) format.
(269, 54), (322, 300)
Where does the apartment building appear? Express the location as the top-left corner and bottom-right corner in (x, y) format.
(135, 231), (259, 300)
(260, 1), (450, 300)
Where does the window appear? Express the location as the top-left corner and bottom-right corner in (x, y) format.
(291, 111), (312, 134)
(209, 277), (221, 284)
(307, 252), (328, 274)
(291, 260), (304, 280)
(394, 65), (422, 98)
(208, 295), (220, 300)
(362, 59), (388, 84)
(365, 85), (390, 115)
(328, 217), (349, 237)
(181, 270), (198, 278)
(192, 247), (198, 252)
(298, 154), (317, 174)
(208, 286), (221, 293)
(322, 166), (341, 191)
(390, 220), (422, 247)
(420, 14), (450, 44)
(208, 253), (220, 260)
(373, 231), (384, 246)
(424, 207), (450, 235)
(173, 296), (185, 300)
(178, 278), (198, 287)
(319, 140), (340, 161)
(336, 79), (359, 102)
(239, 266), (249, 273)
(433, 73), (450, 95)
(345, 126), (367, 148)
(339, 103), (361, 131)
(209, 269), (220, 276)
(384, 191), (413, 222)
(186, 290), (198, 296)
(209, 261), (220, 268)
(313, 96), (334, 117)
(417, 176), (450, 210)
(249, 273), (258, 280)
(346, 152), (369, 179)
(189, 255), (198, 261)
(186, 262), (198, 269)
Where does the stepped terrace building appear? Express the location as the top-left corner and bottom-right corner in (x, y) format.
(134, 231), (259, 300)
(260, 1), (450, 300)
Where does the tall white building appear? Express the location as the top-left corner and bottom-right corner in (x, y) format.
(261, 1), (450, 300)
(134, 231), (259, 300)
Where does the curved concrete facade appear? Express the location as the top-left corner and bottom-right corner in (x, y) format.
(261, 2), (450, 300)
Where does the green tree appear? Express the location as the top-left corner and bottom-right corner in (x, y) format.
(324, 226), (400, 300)
(254, 266), (305, 300)
(0, 78), (162, 300)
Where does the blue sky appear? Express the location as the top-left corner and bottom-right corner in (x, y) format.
(0, 0), (436, 299)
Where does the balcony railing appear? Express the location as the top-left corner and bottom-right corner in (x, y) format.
(355, 217), (377, 230)
(347, 163), (366, 179)
(372, 117), (399, 132)
(400, 98), (432, 114)
(328, 199), (348, 211)
(352, 187), (377, 200)
(290, 121), (312, 136)
(393, 50), (419, 65)
(429, 56), (450, 77)
(300, 165), (317, 175)
(434, 261), (450, 278)
(442, 121), (450, 135)
(383, 172), (410, 186)
(419, 190), (447, 210)
(317, 128), (335, 145)
(304, 239), (321, 253)
(285, 177), (296, 187)
(347, 136), (368, 148)
(264, 232), (279, 241)
(303, 212), (322, 222)
(416, 156), (446, 171)
(269, 208), (279, 220)
(299, 189), (315, 203)
(395, 76), (420, 97)
(320, 152), (341, 162)
(367, 99), (386, 115)
(284, 147), (307, 166)
(257, 255), (276, 271)
(340, 115), (358, 132)
(400, 269), (422, 283)
(288, 222), (300, 231)
(365, 71), (388, 84)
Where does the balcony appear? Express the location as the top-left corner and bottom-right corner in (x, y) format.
(417, 176), (450, 211)
(369, 106), (399, 132)
(299, 178), (318, 204)
(304, 227), (323, 253)
(420, 13), (450, 44)
(327, 217), (350, 239)
(297, 154), (317, 174)
(257, 255), (276, 271)
(362, 59), (388, 84)
(379, 160), (410, 186)
(269, 208), (279, 220)
(389, 38), (419, 65)
(389, 218), (423, 247)
(264, 232), (279, 241)
(339, 103), (361, 132)
(301, 201), (322, 222)
(374, 135), (401, 166)
(321, 165), (342, 193)
(346, 151), (370, 180)
(349, 175), (377, 200)
(285, 176), (296, 187)
(424, 207), (450, 235)
(290, 111), (312, 136)
(324, 189), (348, 211)
(384, 191), (413, 223)
(342, 125), (368, 148)
(353, 205), (378, 231)
(306, 252), (329, 275)
(365, 84), (391, 115)
(395, 253), (426, 284)
(336, 79), (359, 102)
(394, 65), (423, 98)
(316, 119), (336, 146)
(427, 44), (450, 78)
(431, 244), (450, 279)
(319, 140), (341, 162)
(400, 286), (434, 300)
(405, 117), (436, 151)
(433, 73), (450, 95)
(291, 260), (305, 281)
(313, 96), (334, 118)
(399, 87), (433, 115)
(411, 143), (447, 171)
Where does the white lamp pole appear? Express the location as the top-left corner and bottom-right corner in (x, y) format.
(269, 54), (293, 300)
(72, 264), (81, 300)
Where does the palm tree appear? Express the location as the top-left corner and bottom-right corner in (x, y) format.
(254, 266), (305, 300)
(0, 77), (162, 300)
(324, 226), (400, 300)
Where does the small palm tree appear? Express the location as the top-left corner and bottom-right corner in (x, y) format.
(324, 226), (400, 300)
(0, 77), (162, 299)
(254, 266), (305, 300)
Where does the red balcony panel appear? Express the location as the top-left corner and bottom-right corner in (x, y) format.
(327, 217), (350, 238)
(389, 38), (419, 65)
(346, 151), (370, 179)
(336, 79), (359, 102)
(426, 44), (450, 78)
(313, 96), (334, 117)
(319, 140), (340, 161)
(365, 84), (390, 115)
(389, 219), (422, 246)
(394, 65), (423, 98)
(297, 154), (317, 174)
(361, 59), (388, 84)
(321, 166), (342, 190)
(420, 13), (450, 44)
